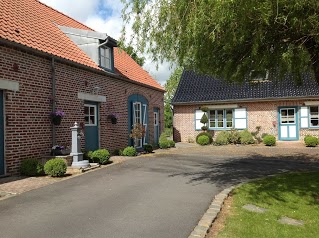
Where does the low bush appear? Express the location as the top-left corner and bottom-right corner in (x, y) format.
(197, 135), (210, 145)
(20, 158), (44, 176)
(229, 129), (241, 144)
(304, 135), (319, 147)
(261, 133), (269, 139)
(92, 149), (110, 165)
(168, 140), (175, 148)
(201, 126), (208, 131)
(196, 132), (213, 144)
(263, 135), (276, 146)
(159, 140), (170, 149)
(215, 131), (230, 145)
(44, 158), (67, 177)
(122, 146), (137, 156)
(240, 130), (255, 145)
(112, 149), (123, 156)
(143, 144), (153, 153)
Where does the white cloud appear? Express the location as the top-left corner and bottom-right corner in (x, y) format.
(39, 0), (173, 85)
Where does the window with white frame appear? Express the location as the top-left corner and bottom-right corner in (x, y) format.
(100, 46), (111, 70)
(209, 109), (233, 129)
(84, 104), (97, 126)
(195, 108), (246, 130)
(300, 106), (319, 128)
(310, 106), (319, 126)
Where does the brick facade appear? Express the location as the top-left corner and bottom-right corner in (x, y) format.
(1, 45), (164, 175)
(173, 100), (319, 143)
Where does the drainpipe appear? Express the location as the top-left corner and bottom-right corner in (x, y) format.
(51, 57), (56, 146)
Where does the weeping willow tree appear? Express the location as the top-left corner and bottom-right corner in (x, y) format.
(121, 0), (319, 84)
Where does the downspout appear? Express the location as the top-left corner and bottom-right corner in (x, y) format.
(51, 57), (56, 146)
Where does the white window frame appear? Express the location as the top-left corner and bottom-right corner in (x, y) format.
(84, 104), (97, 126)
(99, 46), (111, 70)
(280, 108), (296, 125)
(133, 102), (142, 147)
(209, 109), (234, 129)
(143, 104), (147, 145)
(309, 106), (319, 127)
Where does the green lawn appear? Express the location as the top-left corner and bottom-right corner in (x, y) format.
(216, 172), (319, 238)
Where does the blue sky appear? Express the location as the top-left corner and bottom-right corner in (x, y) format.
(39, 0), (172, 85)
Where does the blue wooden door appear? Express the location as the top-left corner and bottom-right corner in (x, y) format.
(278, 107), (299, 141)
(153, 108), (159, 145)
(84, 102), (99, 151)
(0, 91), (4, 175)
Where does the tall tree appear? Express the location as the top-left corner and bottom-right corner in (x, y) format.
(119, 43), (145, 66)
(122, 0), (319, 84)
(164, 67), (182, 129)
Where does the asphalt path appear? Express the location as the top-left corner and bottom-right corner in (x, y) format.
(0, 150), (319, 238)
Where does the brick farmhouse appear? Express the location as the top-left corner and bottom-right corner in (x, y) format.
(172, 70), (319, 143)
(0, 0), (164, 175)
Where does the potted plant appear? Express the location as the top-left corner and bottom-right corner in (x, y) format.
(108, 113), (119, 124)
(51, 145), (70, 156)
(129, 123), (146, 147)
(49, 110), (65, 125)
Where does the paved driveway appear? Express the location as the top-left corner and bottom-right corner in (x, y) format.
(0, 144), (319, 238)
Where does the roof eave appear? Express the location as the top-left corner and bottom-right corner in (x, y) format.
(171, 96), (319, 106)
(0, 38), (165, 92)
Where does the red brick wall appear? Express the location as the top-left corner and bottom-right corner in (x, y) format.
(173, 100), (319, 142)
(0, 45), (164, 175)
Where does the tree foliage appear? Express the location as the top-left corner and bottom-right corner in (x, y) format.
(122, 0), (319, 84)
(119, 43), (145, 66)
(164, 67), (182, 128)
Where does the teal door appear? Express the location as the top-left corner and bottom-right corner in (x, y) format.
(0, 91), (4, 175)
(84, 102), (99, 151)
(154, 108), (159, 145)
(278, 107), (299, 141)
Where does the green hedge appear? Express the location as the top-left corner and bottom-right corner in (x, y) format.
(92, 149), (110, 164)
(304, 135), (319, 147)
(20, 158), (44, 176)
(263, 135), (276, 146)
(122, 146), (137, 156)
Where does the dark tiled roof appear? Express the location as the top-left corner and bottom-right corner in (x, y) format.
(172, 70), (319, 104)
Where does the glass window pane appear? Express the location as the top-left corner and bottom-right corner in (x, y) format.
(281, 110), (287, 116)
(209, 110), (215, 119)
(218, 121), (223, 127)
(281, 118), (288, 124)
(100, 48), (105, 56)
(288, 109), (294, 116)
(105, 47), (110, 58)
(101, 57), (105, 67)
(84, 116), (89, 124)
(310, 106), (318, 114)
(217, 110), (223, 120)
(227, 121), (232, 128)
(84, 106), (89, 115)
(104, 59), (110, 69)
(226, 110), (232, 121)
(210, 120), (216, 128)
(90, 116), (95, 124)
(311, 119), (319, 126)
(90, 107), (95, 115)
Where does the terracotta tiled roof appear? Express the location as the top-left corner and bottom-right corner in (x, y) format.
(0, 0), (164, 91)
(114, 48), (163, 90)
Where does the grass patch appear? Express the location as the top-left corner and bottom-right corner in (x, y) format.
(216, 172), (319, 238)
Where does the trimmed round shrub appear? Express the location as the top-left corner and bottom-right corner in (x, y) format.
(196, 132), (213, 144)
(143, 144), (153, 153)
(20, 158), (44, 176)
(197, 135), (210, 145)
(122, 146), (137, 156)
(304, 135), (319, 147)
(215, 131), (231, 145)
(261, 133), (269, 139)
(240, 130), (255, 145)
(168, 140), (176, 148)
(159, 140), (170, 149)
(44, 158), (67, 177)
(92, 149), (110, 165)
(201, 126), (208, 131)
(263, 135), (276, 146)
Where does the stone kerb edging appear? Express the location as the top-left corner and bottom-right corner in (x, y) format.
(188, 186), (236, 238)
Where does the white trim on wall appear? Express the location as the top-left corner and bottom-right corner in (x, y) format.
(78, 92), (106, 102)
(204, 104), (238, 109)
(0, 79), (19, 92)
